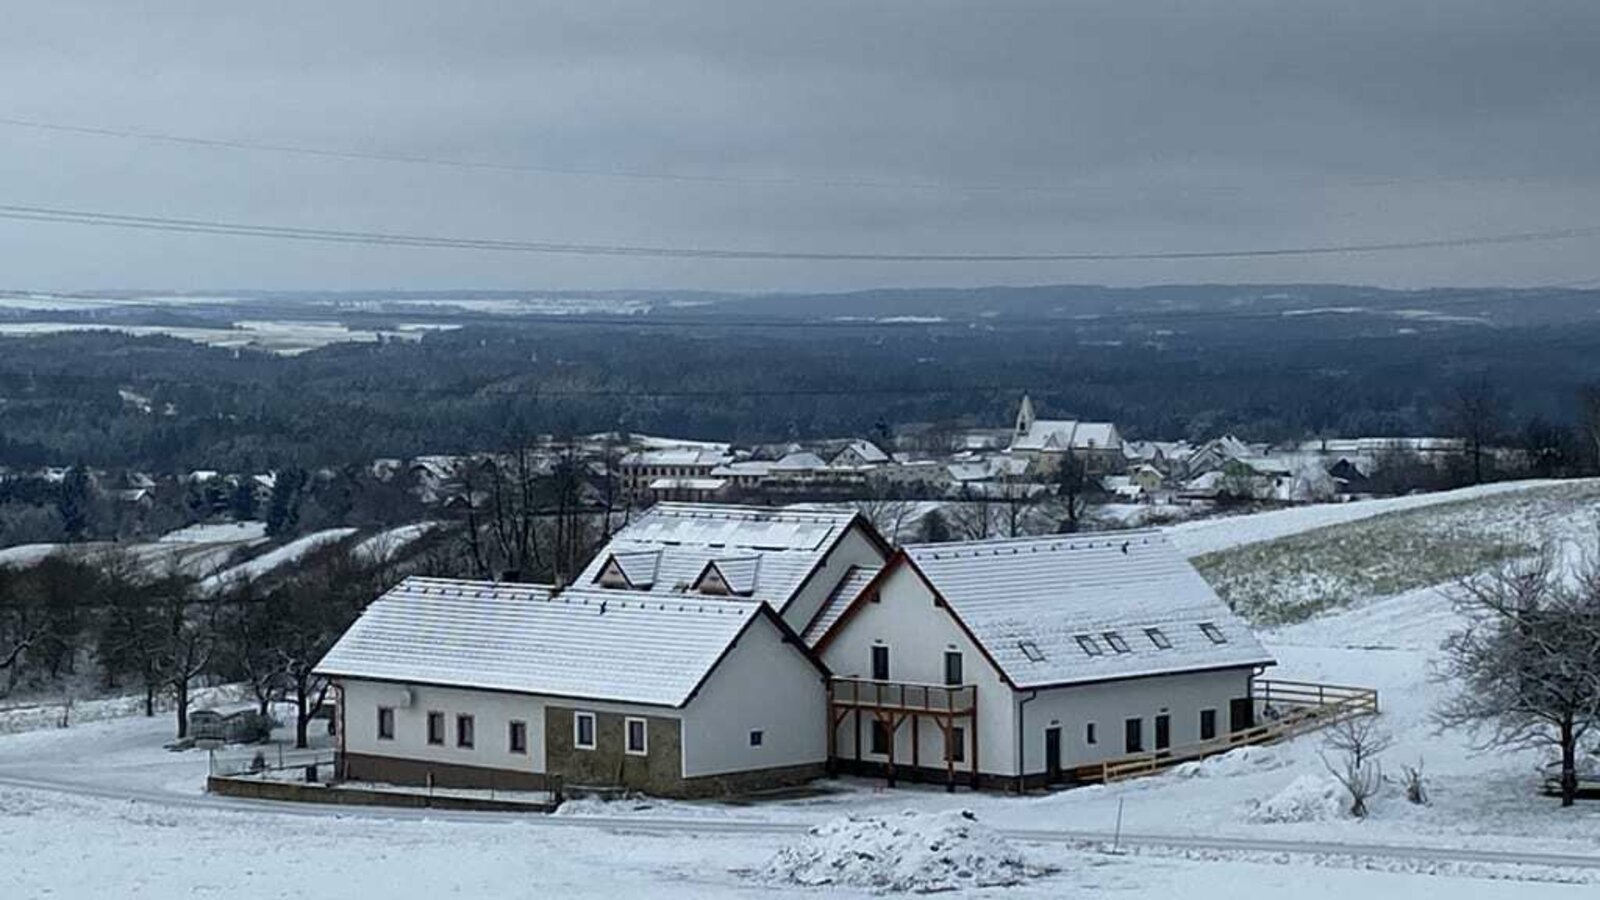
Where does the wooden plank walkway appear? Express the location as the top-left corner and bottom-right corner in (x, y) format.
(1076, 678), (1379, 784)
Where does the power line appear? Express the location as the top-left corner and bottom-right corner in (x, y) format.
(3, 202), (1599, 264)
(1, 115), (1580, 197)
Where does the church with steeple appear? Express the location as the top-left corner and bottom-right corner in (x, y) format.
(1008, 394), (1125, 475)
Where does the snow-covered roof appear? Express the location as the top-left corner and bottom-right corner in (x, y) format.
(575, 502), (872, 613)
(803, 564), (881, 646)
(711, 460), (775, 478)
(315, 577), (768, 707)
(898, 531), (1272, 688)
(771, 451), (828, 471)
(1011, 419), (1122, 453)
(621, 448), (731, 467)
(832, 440), (890, 466)
(648, 477), (727, 492)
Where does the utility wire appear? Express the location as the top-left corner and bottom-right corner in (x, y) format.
(3, 202), (1599, 264)
(0, 115), (1579, 196)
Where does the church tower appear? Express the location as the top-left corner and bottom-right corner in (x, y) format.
(1014, 393), (1036, 437)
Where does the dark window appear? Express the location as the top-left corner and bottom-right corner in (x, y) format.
(574, 712), (596, 749)
(426, 711), (445, 745)
(377, 707), (395, 740)
(946, 726), (966, 762)
(509, 720), (528, 754)
(456, 714), (475, 749)
(1103, 632), (1131, 654)
(1199, 622), (1228, 644)
(1074, 634), (1104, 657)
(870, 720), (891, 754)
(1155, 714), (1171, 751)
(749, 730), (764, 747)
(1124, 718), (1144, 753)
(871, 645), (890, 681)
(944, 651), (964, 686)
(626, 718), (648, 755)
(1086, 722), (1097, 745)
(1200, 709), (1218, 741)
(1145, 627), (1172, 650)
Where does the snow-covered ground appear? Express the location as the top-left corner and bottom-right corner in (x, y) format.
(4, 483), (1600, 896)
(200, 527), (358, 592)
(1167, 479), (1571, 558)
(352, 522), (442, 564)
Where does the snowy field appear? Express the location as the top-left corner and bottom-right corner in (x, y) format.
(4, 483), (1600, 895)
(0, 319), (456, 354)
(1167, 478), (1569, 558)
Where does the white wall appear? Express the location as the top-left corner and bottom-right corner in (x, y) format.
(1019, 667), (1255, 773)
(819, 564), (1017, 777)
(782, 522), (889, 634)
(339, 680), (688, 776)
(340, 680), (549, 774)
(680, 613), (829, 777)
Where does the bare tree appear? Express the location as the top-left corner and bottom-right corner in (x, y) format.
(852, 489), (917, 546)
(1055, 451), (1088, 533)
(0, 629), (36, 673)
(1399, 759), (1429, 806)
(1436, 550), (1600, 807)
(1444, 374), (1503, 486)
(150, 574), (216, 740)
(949, 485), (996, 541)
(1320, 715), (1392, 818)
(1582, 384), (1600, 475)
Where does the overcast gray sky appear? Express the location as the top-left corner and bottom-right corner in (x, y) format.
(3, 1), (1598, 292)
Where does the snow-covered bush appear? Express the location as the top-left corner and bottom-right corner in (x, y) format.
(1246, 775), (1346, 824)
(756, 810), (1050, 893)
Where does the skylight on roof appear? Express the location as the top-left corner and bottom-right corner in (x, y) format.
(1199, 622), (1228, 644)
(1018, 640), (1046, 662)
(1102, 631), (1131, 654)
(1145, 627), (1173, 650)
(1074, 634), (1104, 657)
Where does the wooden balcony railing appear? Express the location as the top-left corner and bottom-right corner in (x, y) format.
(829, 677), (976, 716)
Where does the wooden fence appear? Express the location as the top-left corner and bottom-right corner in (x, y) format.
(1087, 677), (1379, 784)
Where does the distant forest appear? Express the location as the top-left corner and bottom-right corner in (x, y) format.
(2, 285), (1600, 473)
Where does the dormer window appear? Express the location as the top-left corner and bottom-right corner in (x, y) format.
(1199, 622), (1228, 644)
(1102, 631), (1131, 654)
(1074, 634), (1104, 657)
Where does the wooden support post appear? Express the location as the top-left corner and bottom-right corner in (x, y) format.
(825, 682), (837, 776)
(853, 707), (861, 763)
(942, 718), (955, 793)
(911, 714), (920, 782)
(883, 713), (897, 788)
(969, 689), (979, 790)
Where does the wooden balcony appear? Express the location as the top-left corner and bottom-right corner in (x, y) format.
(827, 677), (979, 791)
(828, 677), (976, 715)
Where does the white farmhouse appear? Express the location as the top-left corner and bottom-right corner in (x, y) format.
(810, 531), (1274, 790)
(315, 577), (830, 798)
(576, 502), (890, 633)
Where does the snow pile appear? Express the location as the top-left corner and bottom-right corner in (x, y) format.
(1173, 744), (1289, 779)
(1246, 775), (1347, 824)
(756, 810), (1049, 894)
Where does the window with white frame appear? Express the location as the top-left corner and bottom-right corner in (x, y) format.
(625, 717), (648, 755)
(574, 711), (597, 750)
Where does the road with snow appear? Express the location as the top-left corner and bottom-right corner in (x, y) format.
(2, 764), (1597, 875)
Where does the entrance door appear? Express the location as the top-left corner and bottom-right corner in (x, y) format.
(1044, 726), (1063, 783)
(1155, 714), (1171, 751)
(1229, 697), (1254, 733)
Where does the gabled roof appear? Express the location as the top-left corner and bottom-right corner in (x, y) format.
(802, 564), (881, 646)
(693, 556), (761, 596)
(1011, 419), (1122, 453)
(575, 503), (883, 614)
(596, 549), (662, 589)
(314, 576), (798, 707)
(831, 440), (890, 466)
(823, 531), (1271, 688)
